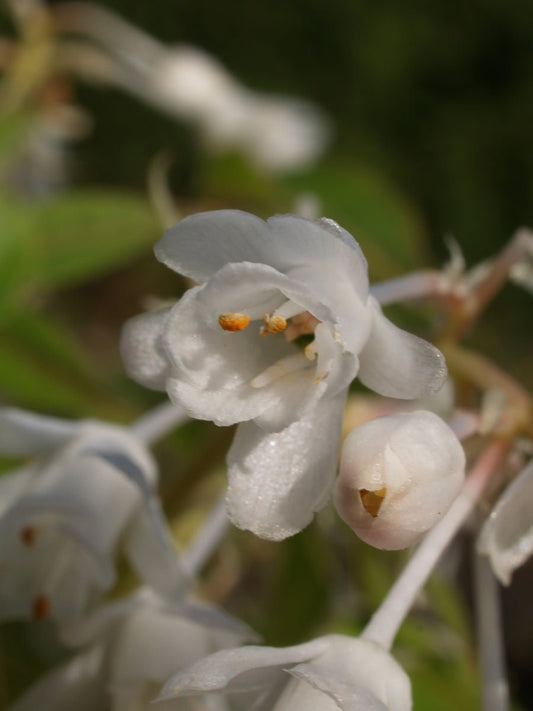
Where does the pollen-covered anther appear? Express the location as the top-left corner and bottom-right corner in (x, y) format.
(32, 594), (51, 620)
(260, 313), (287, 336)
(218, 312), (251, 332)
(359, 487), (387, 518)
(20, 525), (36, 546)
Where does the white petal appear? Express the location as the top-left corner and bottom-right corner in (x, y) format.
(0, 407), (79, 456)
(358, 297), (447, 399)
(289, 636), (411, 711)
(155, 210), (270, 282)
(335, 411), (465, 550)
(60, 591), (147, 647)
(124, 502), (188, 599)
(7, 646), (106, 711)
(156, 637), (330, 701)
(0, 464), (36, 517)
(111, 606), (251, 687)
(155, 211), (368, 292)
(226, 392), (347, 540)
(478, 460), (533, 585)
(120, 307), (172, 390)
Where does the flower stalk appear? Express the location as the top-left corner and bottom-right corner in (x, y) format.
(361, 438), (510, 651)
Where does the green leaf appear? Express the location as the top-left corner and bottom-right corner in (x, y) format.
(29, 189), (160, 289)
(0, 312), (133, 419)
(0, 112), (35, 166)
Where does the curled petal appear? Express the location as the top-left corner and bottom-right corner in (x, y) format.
(226, 392), (347, 540)
(289, 637), (411, 711)
(156, 638), (330, 701)
(155, 211), (368, 293)
(358, 297), (447, 399)
(120, 307), (172, 391)
(478, 460), (533, 585)
(124, 502), (188, 600)
(0, 408), (79, 456)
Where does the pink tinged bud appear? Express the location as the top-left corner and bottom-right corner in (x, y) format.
(334, 410), (466, 550)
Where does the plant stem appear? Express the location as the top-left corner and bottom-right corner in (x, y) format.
(370, 270), (451, 306)
(181, 494), (229, 577)
(474, 551), (510, 711)
(130, 400), (188, 445)
(361, 439), (509, 650)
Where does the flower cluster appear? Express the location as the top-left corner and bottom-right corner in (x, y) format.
(0, 407), (185, 623)
(3, 204), (533, 711)
(122, 209), (447, 540)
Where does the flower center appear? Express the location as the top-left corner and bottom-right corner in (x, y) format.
(360, 487), (387, 517)
(218, 299), (320, 341)
(217, 299), (324, 389)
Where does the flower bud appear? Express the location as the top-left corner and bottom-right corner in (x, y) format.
(334, 410), (465, 549)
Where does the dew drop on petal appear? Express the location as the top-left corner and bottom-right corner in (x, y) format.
(359, 487), (387, 517)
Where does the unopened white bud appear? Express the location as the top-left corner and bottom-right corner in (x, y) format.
(334, 410), (465, 550)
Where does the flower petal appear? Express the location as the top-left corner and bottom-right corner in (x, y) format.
(358, 297), (447, 399)
(156, 637), (330, 701)
(7, 646), (106, 711)
(226, 392), (347, 540)
(120, 306), (172, 391)
(123, 502), (188, 599)
(289, 636), (411, 711)
(0, 408), (79, 456)
(155, 211), (368, 294)
(477, 460), (533, 585)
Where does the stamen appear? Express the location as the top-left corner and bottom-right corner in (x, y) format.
(32, 595), (51, 620)
(360, 487), (387, 518)
(304, 339), (318, 360)
(218, 313), (250, 332)
(20, 526), (36, 546)
(251, 353), (311, 388)
(260, 313), (287, 336)
(285, 312), (321, 341)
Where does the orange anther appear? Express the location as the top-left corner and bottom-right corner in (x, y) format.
(218, 313), (251, 332)
(20, 526), (36, 546)
(359, 487), (387, 518)
(32, 595), (51, 620)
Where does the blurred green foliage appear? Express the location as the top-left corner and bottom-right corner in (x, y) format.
(1, 1), (532, 708)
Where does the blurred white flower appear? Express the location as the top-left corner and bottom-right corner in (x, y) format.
(157, 633), (412, 710)
(54, 3), (329, 172)
(0, 407), (185, 623)
(121, 210), (447, 541)
(8, 586), (255, 711)
(150, 47), (329, 173)
(477, 459), (533, 585)
(334, 410), (465, 549)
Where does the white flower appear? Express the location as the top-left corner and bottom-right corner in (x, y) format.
(151, 46), (330, 173)
(157, 633), (412, 710)
(121, 210), (447, 541)
(8, 586), (255, 711)
(0, 407), (185, 623)
(54, 3), (329, 172)
(334, 411), (465, 549)
(477, 459), (533, 585)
